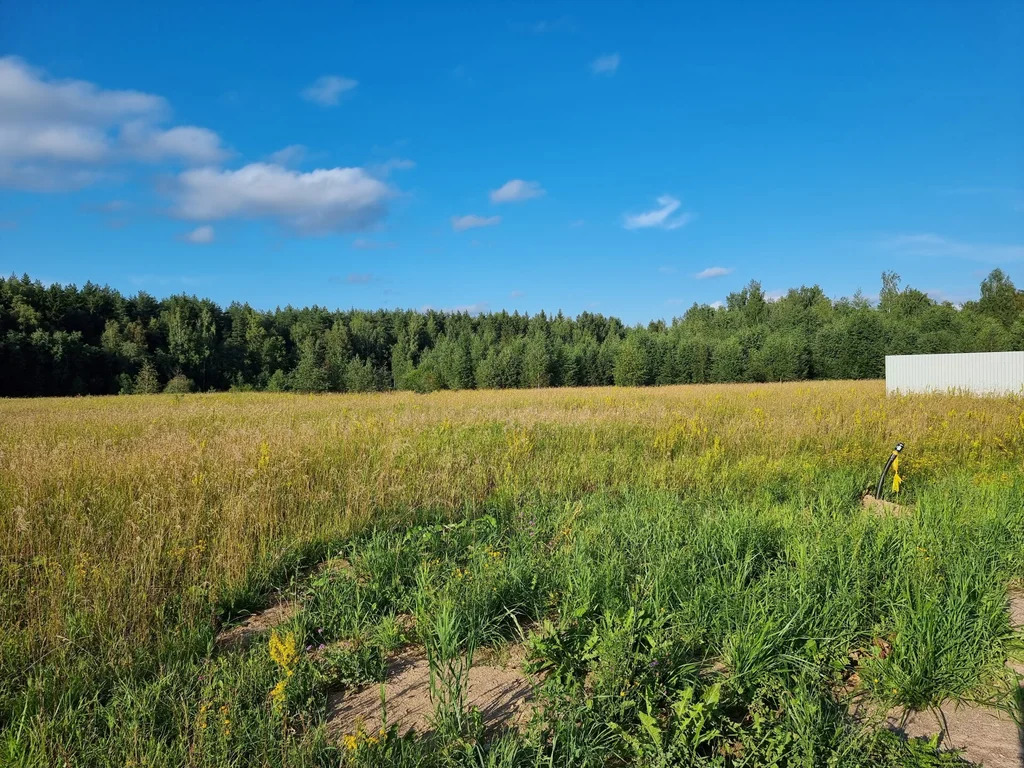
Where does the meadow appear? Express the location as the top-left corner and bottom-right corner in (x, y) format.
(1, 381), (1022, 766)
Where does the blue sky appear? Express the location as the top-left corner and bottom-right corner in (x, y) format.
(1, 1), (1021, 324)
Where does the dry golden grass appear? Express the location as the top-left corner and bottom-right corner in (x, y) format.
(1, 380), (1021, 691)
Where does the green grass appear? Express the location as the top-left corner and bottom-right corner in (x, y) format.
(1, 383), (1022, 766)
(6, 480), (1022, 766)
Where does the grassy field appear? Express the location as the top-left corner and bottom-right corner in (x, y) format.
(1, 381), (1022, 766)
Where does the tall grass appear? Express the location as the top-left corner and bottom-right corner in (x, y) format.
(1, 381), (1021, 765)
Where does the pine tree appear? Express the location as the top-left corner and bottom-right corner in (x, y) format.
(344, 357), (378, 392)
(521, 332), (553, 388)
(133, 360), (161, 394)
(613, 335), (652, 387)
(266, 369), (289, 392)
(291, 340), (329, 393)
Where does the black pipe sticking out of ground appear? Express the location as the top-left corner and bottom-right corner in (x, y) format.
(875, 442), (904, 500)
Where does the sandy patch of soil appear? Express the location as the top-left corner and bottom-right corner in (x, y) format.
(327, 644), (535, 739)
(883, 704), (1022, 768)
(861, 494), (911, 517)
(1009, 590), (1024, 637)
(318, 557), (355, 577)
(863, 590), (1024, 768)
(215, 600), (297, 651)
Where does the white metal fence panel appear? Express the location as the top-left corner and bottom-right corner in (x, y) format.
(885, 351), (1024, 395)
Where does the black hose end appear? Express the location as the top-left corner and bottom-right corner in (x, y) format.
(875, 442), (906, 500)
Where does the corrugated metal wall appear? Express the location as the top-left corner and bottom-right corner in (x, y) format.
(885, 351), (1024, 395)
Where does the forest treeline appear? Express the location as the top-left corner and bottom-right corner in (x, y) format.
(2, 270), (1022, 397)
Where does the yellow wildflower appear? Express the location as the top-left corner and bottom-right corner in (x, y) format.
(269, 679), (288, 707)
(269, 630), (298, 676)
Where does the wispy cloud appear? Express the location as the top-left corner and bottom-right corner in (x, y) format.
(345, 273), (374, 284)
(710, 300), (724, 309)
(695, 266), (732, 279)
(490, 179), (545, 203)
(267, 144), (306, 167)
(183, 224), (214, 244)
(591, 53), (620, 75)
(509, 289), (525, 299)
(370, 157), (415, 176)
(569, 219), (585, 228)
(421, 301), (489, 314)
(881, 233), (1024, 263)
(81, 199), (130, 214)
(526, 17), (575, 34)
(924, 287), (973, 306)
(624, 195), (694, 230)
(301, 75), (357, 106)
(352, 237), (396, 250)
(451, 214), (500, 232)
(452, 301), (489, 314)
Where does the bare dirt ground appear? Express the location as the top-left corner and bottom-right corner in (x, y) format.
(884, 704), (1021, 768)
(211, 574), (1022, 763)
(214, 600), (298, 651)
(327, 644), (535, 738)
(876, 591), (1024, 768)
(861, 493), (912, 517)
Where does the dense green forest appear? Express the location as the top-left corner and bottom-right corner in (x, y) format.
(1, 270), (1022, 397)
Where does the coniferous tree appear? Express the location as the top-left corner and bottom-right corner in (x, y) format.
(291, 339), (330, 393)
(133, 360), (161, 394)
(522, 332), (553, 388)
(613, 334), (652, 387)
(1, 270), (1021, 397)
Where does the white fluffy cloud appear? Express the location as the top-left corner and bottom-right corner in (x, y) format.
(0, 56), (226, 189)
(623, 195), (693, 230)
(451, 214), (501, 232)
(184, 225), (215, 244)
(490, 179), (545, 203)
(120, 122), (227, 164)
(0, 56), (164, 126)
(176, 163), (391, 234)
(302, 75), (358, 106)
(695, 266), (733, 279)
(591, 53), (620, 75)
(0, 124), (109, 162)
